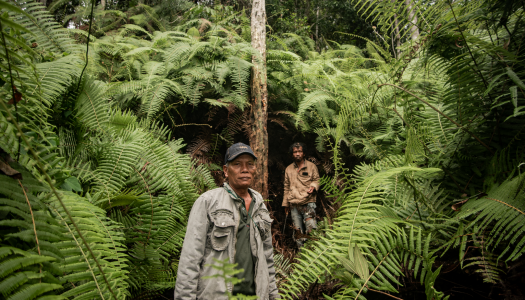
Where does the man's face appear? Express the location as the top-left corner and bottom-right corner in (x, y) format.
(292, 146), (304, 162)
(223, 154), (256, 190)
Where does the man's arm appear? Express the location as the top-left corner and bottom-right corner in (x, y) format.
(174, 195), (209, 300)
(309, 164), (320, 191)
(283, 170), (290, 207)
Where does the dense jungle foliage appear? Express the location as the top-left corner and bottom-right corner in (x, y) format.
(0, 0), (524, 299)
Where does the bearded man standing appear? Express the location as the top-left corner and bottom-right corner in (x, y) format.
(283, 142), (320, 248)
(174, 142), (279, 300)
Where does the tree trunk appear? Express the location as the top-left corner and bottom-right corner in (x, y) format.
(101, 0), (106, 10)
(394, 13), (401, 57)
(305, 0), (310, 24)
(250, 0), (269, 199)
(316, 5), (319, 52)
(280, 0), (283, 20)
(405, 0), (419, 41)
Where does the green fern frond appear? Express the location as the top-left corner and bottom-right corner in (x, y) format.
(7, 0), (79, 54)
(457, 173), (525, 262)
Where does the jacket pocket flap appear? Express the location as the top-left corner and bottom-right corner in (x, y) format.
(213, 229), (230, 238)
(258, 211), (273, 224)
(211, 214), (233, 251)
(214, 214), (236, 228)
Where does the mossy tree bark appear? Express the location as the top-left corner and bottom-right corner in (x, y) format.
(250, 0), (269, 199)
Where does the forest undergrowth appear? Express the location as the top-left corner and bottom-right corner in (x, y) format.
(1, 0), (525, 299)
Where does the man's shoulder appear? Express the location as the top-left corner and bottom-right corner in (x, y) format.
(305, 159), (318, 169)
(285, 163), (295, 172)
(203, 186), (226, 196)
(196, 187), (227, 203)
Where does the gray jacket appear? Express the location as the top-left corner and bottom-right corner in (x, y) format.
(174, 184), (280, 300)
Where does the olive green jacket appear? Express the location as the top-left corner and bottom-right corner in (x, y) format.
(174, 183), (279, 300)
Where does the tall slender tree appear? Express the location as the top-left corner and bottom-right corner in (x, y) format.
(250, 0), (269, 198)
(405, 0), (419, 40)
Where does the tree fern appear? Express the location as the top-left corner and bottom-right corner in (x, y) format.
(95, 24), (255, 124)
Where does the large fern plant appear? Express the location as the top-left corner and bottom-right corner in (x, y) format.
(0, 1), (217, 299)
(274, 0), (525, 298)
(83, 15), (256, 124)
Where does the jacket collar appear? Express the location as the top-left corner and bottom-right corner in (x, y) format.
(223, 182), (256, 204)
(293, 159), (306, 170)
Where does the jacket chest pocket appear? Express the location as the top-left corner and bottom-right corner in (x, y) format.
(211, 213), (236, 251)
(297, 172), (311, 184)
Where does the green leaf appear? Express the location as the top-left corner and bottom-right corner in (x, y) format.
(337, 255), (357, 275)
(0, 1), (31, 18)
(0, 15), (33, 35)
(8, 283), (63, 300)
(506, 67), (525, 90)
(483, 73), (505, 97)
(353, 245), (369, 280)
(99, 189), (144, 209)
(343, 243), (370, 281)
(187, 27), (200, 38)
(0, 255), (55, 278)
(510, 86), (518, 108)
(61, 176), (82, 192)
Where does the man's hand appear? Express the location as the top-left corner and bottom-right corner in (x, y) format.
(285, 207), (290, 215)
(307, 186), (315, 194)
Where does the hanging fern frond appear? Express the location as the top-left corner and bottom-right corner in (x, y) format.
(0, 163), (64, 300)
(457, 172), (525, 262)
(75, 78), (110, 132)
(48, 191), (130, 300)
(7, 0), (79, 54)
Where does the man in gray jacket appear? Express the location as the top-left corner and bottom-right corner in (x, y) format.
(174, 142), (279, 300)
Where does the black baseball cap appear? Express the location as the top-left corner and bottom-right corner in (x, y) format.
(224, 142), (257, 163)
